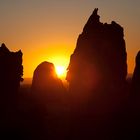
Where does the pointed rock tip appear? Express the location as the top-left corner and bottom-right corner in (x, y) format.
(90, 8), (100, 22)
(17, 50), (23, 55)
(83, 8), (100, 32)
(0, 43), (10, 52)
(92, 8), (98, 15)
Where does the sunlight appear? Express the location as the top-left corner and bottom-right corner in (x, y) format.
(48, 55), (69, 79)
(55, 65), (66, 77)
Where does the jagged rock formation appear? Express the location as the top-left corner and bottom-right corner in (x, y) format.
(131, 51), (140, 95)
(66, 8), (127, 94)
(66, 9), (128, 139)
(0, 43), (23, 138)
(0, 43), (23, 95)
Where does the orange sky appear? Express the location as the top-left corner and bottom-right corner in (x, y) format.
(0, 0), (140, 78)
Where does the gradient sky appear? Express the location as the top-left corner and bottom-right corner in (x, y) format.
(0, 0), (140, 78)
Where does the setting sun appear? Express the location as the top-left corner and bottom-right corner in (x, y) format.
(55, 65), (66, 77)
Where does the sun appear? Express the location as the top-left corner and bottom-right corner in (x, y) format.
(55, 65), (66, 77)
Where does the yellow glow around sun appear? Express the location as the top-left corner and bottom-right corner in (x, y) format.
(48, 55), (69, 79)
(55, 65), (66, 77)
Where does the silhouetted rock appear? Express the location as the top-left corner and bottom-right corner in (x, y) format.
(131, 51), (140, 95)
(66, 8), (128, 139)
(0, 43), (23, 138)
(31, 61), (65, 97)
(67, 8), (127, 96)
(126, 51), (140, 140)
(31, 61), (67, 140)
(0, 43), (23, 95)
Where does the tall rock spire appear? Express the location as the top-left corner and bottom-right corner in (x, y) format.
(83, 8), (100, 33)
(67, 8), (127, 94)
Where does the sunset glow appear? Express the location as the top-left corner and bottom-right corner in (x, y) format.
(0, 1), (140, 138)
(48, 55), (69, 79)
(55, 65), (66, 77)
(0, 0), (139, 78)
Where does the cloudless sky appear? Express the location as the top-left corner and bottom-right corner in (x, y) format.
(0, 0), (140, 77)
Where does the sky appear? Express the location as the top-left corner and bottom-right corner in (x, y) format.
(0, 0), (140, 78)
